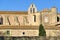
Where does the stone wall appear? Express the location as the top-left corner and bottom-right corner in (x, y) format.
(0, 29), (39, 36)
(1, 36), (60, 40)
(46, 30), (60, 36)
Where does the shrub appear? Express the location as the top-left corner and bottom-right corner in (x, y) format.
(39, 24), (46, 36)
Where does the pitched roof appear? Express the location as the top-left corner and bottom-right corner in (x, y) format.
(0, 11), (28, 15)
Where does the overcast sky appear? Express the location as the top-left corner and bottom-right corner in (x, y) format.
(0, 0), (60, 12)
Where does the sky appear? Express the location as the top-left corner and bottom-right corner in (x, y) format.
(0, 0), (60, 12)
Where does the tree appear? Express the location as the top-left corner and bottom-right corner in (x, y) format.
(39, 24), (46, 36)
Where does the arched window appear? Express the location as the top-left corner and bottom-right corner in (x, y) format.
(0, 16), (3, 25)
(34, 15), (36, 22)
(33, 8), (35, 13)
(32, 4), (33, 7)
(30, 8), (35, 13)
(57, 16), (59, 22)
(30, 8), (32, 13)
(6, 30), (10, 35)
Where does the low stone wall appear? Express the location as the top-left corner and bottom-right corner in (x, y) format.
(4, 36), (46, 40)
(0, 36), (60, 40)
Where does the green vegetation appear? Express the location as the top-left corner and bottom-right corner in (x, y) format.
(39, 24), (46, 36)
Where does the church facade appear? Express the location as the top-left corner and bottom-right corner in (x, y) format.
(0, 4), (60, 37)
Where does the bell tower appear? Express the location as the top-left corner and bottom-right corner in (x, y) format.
(28, 4), (40, 26)
(28, 4), (37, 14)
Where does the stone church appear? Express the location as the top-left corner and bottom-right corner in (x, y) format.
(0, 4), (60, 37)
